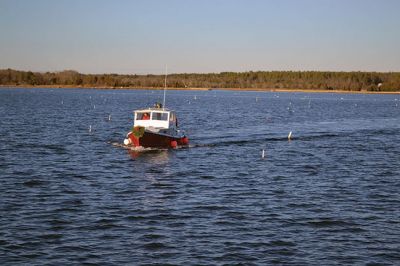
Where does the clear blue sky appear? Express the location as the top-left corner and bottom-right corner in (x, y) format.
(1, 0), (399, 74)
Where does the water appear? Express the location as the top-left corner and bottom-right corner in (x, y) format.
(1, 88), (400, 265)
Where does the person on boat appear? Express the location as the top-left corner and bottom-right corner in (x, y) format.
(142, 113), (150, 120)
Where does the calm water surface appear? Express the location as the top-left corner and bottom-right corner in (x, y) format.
(1, 88), (400, 265)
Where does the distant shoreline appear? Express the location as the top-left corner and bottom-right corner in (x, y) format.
(1, 84), (400, 94)
(2, 69), (400, 93)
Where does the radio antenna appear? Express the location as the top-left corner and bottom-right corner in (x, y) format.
(163, 65), (167, 110)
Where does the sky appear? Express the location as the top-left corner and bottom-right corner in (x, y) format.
(1, 0), (400, 74)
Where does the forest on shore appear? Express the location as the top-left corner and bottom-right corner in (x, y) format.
(1, 68), (400, 91)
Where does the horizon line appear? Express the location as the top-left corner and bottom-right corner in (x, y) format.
(2, 68), (400, 75)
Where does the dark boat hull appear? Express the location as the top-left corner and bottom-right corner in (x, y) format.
(127, 130), (189, 148)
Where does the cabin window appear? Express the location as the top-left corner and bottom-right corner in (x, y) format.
(137, 112), (150, 120)
(170, 113), (176, 122)
(152, 112), (168, 121)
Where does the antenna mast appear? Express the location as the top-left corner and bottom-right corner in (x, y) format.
(163, 65), (167, 110)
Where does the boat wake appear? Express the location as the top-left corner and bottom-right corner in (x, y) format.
(110, 141), (189, 151)
(191, 127), (400, 148)
(111, 126), (399, 151)
(110, 142), (166, 151)
(109, 133), (334, 151)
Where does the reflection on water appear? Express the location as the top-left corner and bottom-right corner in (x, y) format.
(127, 148), (170, 164)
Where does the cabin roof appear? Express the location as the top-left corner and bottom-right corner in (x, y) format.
(134, 108), (173, 113)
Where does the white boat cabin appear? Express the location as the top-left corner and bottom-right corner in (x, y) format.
(134, 108), (177, 130)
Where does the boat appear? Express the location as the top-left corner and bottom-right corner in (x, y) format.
(123, 103), (189, 148)
(123, 66), (189, 149)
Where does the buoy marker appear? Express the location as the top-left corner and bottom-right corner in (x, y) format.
(288, 131), (292, 140)
(108, 114), (111, 121)
(262, 149), (265, 159)
(89, 125), (92, 133)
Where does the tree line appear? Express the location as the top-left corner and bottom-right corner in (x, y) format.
(1, 68), (400, 91)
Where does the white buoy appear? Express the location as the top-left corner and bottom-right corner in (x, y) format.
(108, 114), (111, 121)
(262, 149), (265, 158)
(124, 138), (130, 145)
(89, 125), (92, 133)
(288, 131), (292, 140)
